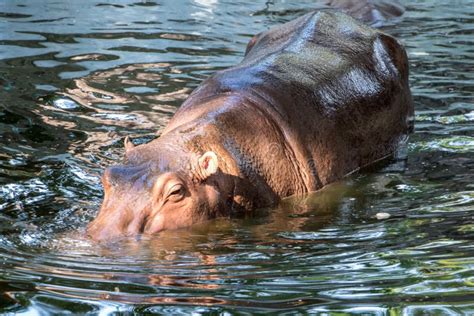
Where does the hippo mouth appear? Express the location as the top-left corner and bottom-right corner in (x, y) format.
(142, 212), (164, 235)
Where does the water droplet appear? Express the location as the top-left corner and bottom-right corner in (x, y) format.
(53, 98), (79, 110)
(375, 212), (391, 220)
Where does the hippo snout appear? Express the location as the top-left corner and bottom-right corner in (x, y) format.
(87, 203), (150, 241)
(87, 163), (156, 241)
(87, 215), (121, 242)
(87, 219), (121, 242)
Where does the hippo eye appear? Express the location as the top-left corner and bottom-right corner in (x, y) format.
(169, 185), (183, 195)
(166, 184), (185, 202)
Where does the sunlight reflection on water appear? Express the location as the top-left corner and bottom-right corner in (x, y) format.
(0, 0), (473, 314)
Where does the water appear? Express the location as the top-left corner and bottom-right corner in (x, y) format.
(1, 0), (473, 314)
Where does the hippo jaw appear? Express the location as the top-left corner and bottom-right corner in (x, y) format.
(87, 149), (225, 241)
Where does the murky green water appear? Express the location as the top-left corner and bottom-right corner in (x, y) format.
(1, 0), (473, 314)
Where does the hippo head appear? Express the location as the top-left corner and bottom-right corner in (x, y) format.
(87, 137), (229, 241)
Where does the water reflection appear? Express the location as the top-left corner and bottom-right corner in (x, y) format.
(1, 0), (474, 314)
(192, 0), (219, 20)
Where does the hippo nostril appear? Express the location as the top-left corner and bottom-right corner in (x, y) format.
(86, 222), (103, 241)
(138, 217), (147, 234)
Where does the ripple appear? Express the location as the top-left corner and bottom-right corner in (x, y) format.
(0, 12), (32, 19)
(412, 136), (474, 153)
(123, 86), (158, 94)
(279, 226), (386, 242)
(415, 191), (474, 213)
(1, 0), (474, 314)
(416, 107), (474, 125)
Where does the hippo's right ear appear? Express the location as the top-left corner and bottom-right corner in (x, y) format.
(195, 151), (219, 182)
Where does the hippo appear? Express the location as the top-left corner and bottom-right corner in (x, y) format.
(87, 11), (413, 241)
(323, 0), (405, 27)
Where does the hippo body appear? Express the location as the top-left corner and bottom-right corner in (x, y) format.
(88, 11), (413, 240)
(324, 0), (405, 27)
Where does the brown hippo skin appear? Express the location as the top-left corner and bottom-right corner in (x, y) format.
(87, 11), (413, 241)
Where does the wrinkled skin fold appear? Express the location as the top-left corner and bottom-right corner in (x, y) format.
(87, 11), (413, 241)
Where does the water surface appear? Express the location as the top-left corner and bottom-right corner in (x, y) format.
(1, 0), (473, 314)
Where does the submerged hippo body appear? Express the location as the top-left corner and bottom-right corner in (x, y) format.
(87, 11), (413, 241)
(324, 0), (405, 27)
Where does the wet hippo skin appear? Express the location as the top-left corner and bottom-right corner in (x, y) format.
(87, 11), (413, 241)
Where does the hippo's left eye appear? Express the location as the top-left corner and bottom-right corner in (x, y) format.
(166, 184), (185, 202)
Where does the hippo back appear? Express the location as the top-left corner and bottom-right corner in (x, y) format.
(171, 11), (413, 193)
(185, 12), (409, 102)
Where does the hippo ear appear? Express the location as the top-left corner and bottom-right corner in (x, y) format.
(196, 151), (219, 181)
(124, 136), (135, 153)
